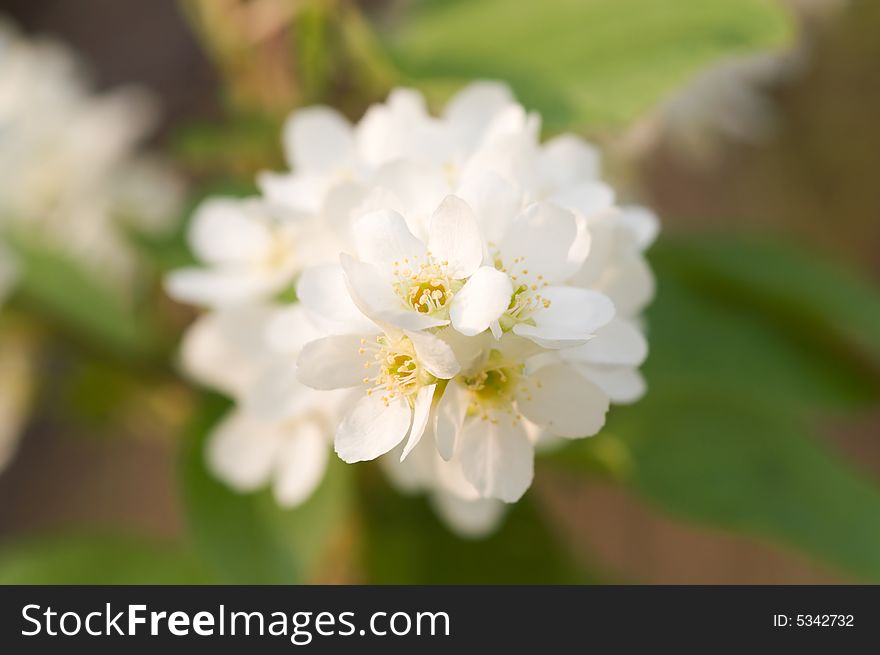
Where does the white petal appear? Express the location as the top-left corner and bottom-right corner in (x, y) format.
(272, 420), (330, 507)
(380, 435), (436, 492)
(296, 334), (367, 390)
(449, 266), (513, 336)
(165, 267), (287, 308)
(443, 81), (515, 133)
(179, 305), (276, 396)
(335, 393), (411, 463)
(427, 195), (483, 278)
(434, 327), (491, 374)
(431, 493), (506, 539)
(563, 318), (647, 367)
(537, 134), (601, 191)
(282, 106), (353, 172)
(459, 417), (534, 503)
(352, 208), (427, 271)
(516, 363), (609, 438)
(564, 213), (592, 280)
(434, 382), (468, 460)
(619, 205), (660, 250)
(567, 211), (616, 288)
(341, 254), (447, 331)
(405, 330), (460, 379)
(498, 202), (578, 284)
(257, 171), (328, 214)
(513, 286), (615, 348)
(371, 160), (450, 235)
(550, 181), (615, 219)
(602, 252), (656, 318)
(455, 170), (522, 245)
(206, 410), (280, 492)
(355, 89), (439, 167)
(244, 361), (316, 421)
(296, 264), (377, 335)
(498, 333), (545, 362)
(400, 383), (436, 461)
(576, 365), (646, 405)
(264, 304), (324, 355)
(188, 197), (274, 264)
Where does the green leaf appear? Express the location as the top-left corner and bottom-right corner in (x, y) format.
(171, 115), (284, 179)
(180, 394), (352, 584)
(644, 250), (878, 410)
(655, 235), (880, 378)
(550, 236), (880, 580)
(0, 535), (213, 584)
(385, 0), (792, 131)
(6, 233), (155, 358)
(358, 468), (597, 583)
(609, 388), (880, 582)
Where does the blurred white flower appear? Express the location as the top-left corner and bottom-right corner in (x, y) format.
(165, 197), (303, 308)
(180, 305), (340, 507)
(0, 16), (183, 292)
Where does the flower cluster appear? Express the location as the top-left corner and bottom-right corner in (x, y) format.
(168, 82), (656, 536)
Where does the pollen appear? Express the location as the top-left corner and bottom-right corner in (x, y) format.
(359, 335), (433, 406)
(391, 256), (458, 315)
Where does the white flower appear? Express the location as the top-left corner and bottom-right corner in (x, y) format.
(0, 17), (182, 290)
(296, 324), (460, 463)
(431, 334), (612, 502)
(450, 195), (616, 347)
(166, 197), (303, 308)
(560, 317), (649, 405)
(180, 305), (338, 508)
(339, 196), (486, 331)
(567, 205), (658, 318)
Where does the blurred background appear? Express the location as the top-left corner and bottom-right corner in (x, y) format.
(0, 0), (878, 584)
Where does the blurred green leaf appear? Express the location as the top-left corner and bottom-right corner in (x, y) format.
(610, 387), (880, 582)
(551, 234), (880, 580)
(0, 535), (213, 584)
(180, 394), (352, 583)
(358, 468), (596, 583)
(171, 115), (283, 180)
(6, 233), (155, 358)
(385, 0), (791, 131)
(645, 248), (878, 410)
(656, 235), (880, 377)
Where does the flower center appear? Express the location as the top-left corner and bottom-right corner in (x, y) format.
(360, 335), (434, 406)
(392, 256), (459, 315)
(462, 350), (524, 421)
(490, 250), (551, 332)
